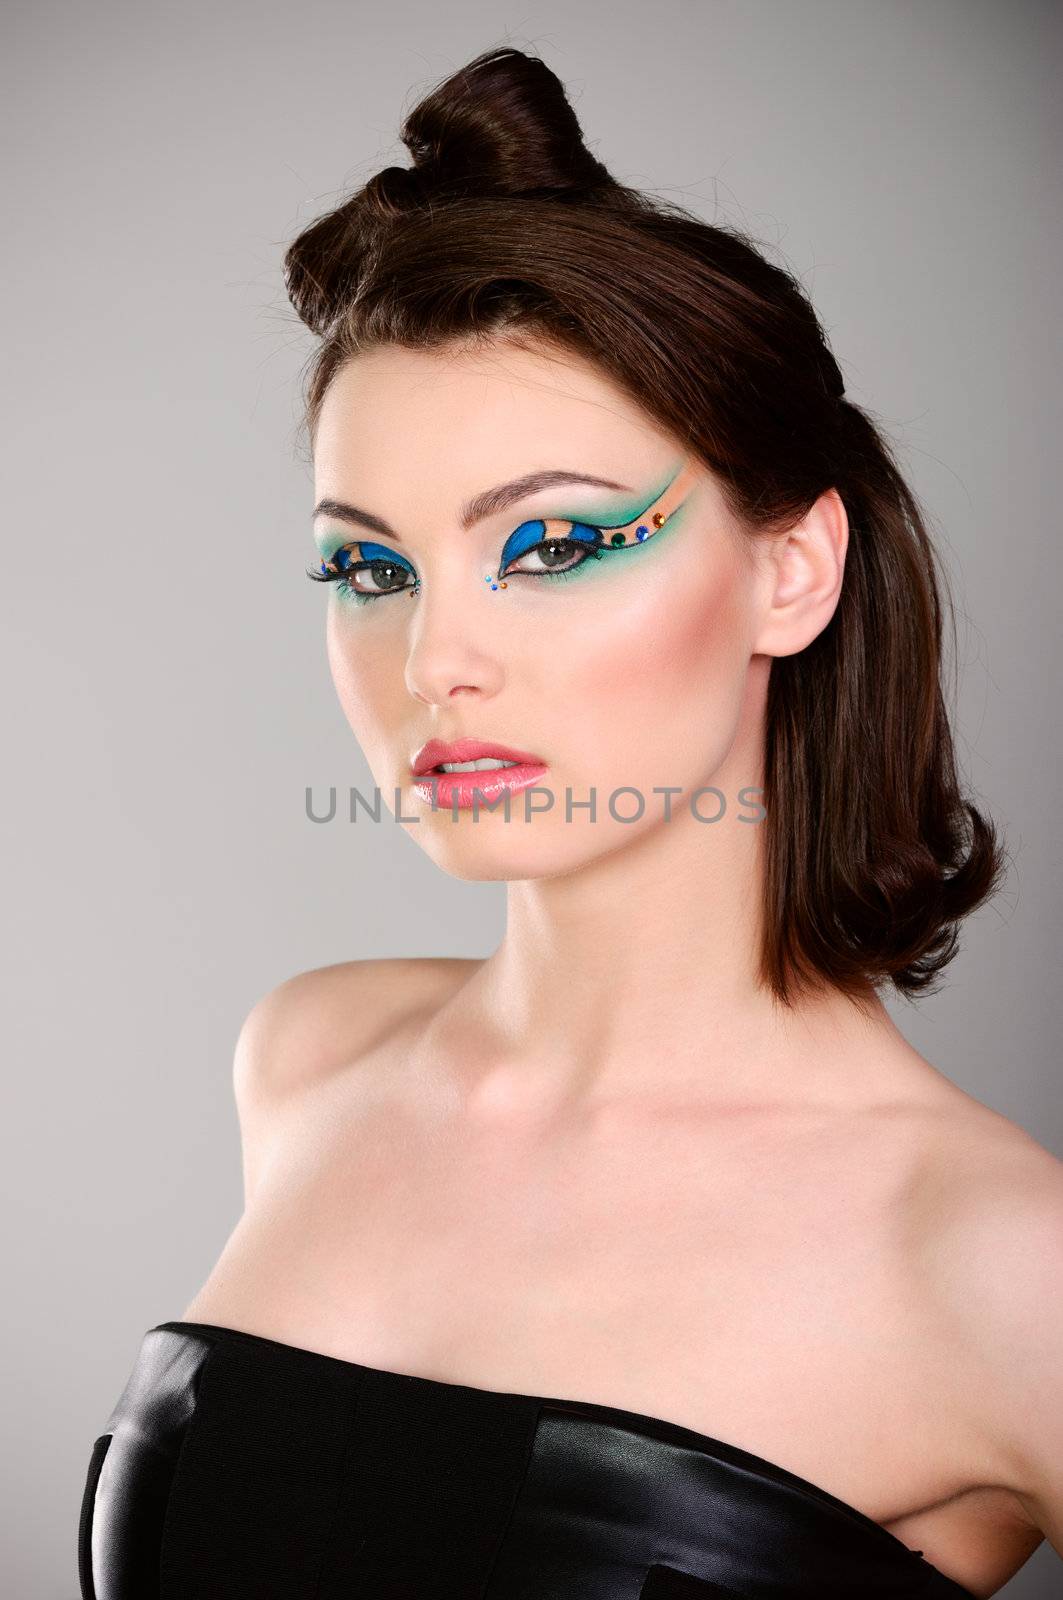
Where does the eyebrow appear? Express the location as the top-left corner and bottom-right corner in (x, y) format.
(312, 469), (633, 540)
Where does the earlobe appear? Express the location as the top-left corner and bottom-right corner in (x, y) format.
(751, 488), (849, 659)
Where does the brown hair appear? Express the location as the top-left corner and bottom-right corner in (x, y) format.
(282, 45), (1006, 1007)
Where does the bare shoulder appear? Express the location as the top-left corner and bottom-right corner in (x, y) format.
(232, 955), (482, 1112)
(908, 1096), (1063, 1547)
(913, 1105), (1063, 1318)
(230, 955), (483, 1209)
(907, 1087), (1063, 1320)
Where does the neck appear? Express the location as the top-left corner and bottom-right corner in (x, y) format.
(422, 746), (897, 1121)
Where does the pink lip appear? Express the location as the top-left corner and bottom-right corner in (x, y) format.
(409, 737), (548, 811)
(410, 737), (545, 776)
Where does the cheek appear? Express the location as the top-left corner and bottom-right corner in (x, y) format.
(326, 607), (401, 741)
(540, 532), (755, 782)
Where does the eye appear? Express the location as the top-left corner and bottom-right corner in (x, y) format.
(499, 519), (605, 580)
(306, 540), (418, 602)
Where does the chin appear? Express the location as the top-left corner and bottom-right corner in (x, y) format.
(399, 807), (644, 883)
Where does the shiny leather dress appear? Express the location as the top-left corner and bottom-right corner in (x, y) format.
(79, 1320), (976, 1599)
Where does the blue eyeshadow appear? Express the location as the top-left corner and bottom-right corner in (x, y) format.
(355, 541), (415, 572)
(499, 519), (602, 569)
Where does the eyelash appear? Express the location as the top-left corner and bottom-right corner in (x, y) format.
(304, 533), (606, 605)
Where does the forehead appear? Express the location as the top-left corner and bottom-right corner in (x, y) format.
(312, 339), (676, 503)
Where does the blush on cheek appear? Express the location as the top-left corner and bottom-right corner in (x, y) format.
(548, 532), (755, 786)
(591, 529), (749, 690)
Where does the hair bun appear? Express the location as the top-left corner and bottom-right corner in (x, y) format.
(283, 46), (619, 336)
(394, 45), (617, 203)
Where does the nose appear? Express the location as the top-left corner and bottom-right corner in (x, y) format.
(403, 568), (506, 707)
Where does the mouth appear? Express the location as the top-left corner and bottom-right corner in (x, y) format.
(435, 757), (520, 773)
(409, 737), (549, 810)
(410, 737), (545, 777)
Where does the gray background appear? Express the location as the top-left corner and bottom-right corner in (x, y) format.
(3, 1), (1060, 1593)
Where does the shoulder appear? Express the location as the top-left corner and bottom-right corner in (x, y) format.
(232, 955), (481, 1115)
(230, 955), (482, 1209)
(910, 1108), (1063, 1549)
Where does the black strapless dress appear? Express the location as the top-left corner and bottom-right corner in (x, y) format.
(79, 1320), (976, 1599)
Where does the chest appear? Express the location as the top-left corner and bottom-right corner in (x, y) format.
(208, 1085), (978, 1508)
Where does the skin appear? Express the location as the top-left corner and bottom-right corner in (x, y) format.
(183, 338), (1063, 1596)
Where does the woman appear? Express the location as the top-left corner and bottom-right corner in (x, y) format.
(79, 45), (1062, 1600)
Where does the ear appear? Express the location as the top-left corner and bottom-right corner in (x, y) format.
(751, 487), (849, 659)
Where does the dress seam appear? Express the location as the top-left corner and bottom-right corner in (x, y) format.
(157, 1334), (221, 1598)
(477, 1400), (545, 1598)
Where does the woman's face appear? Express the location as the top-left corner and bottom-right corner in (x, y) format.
(311, 338), (771, 880)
